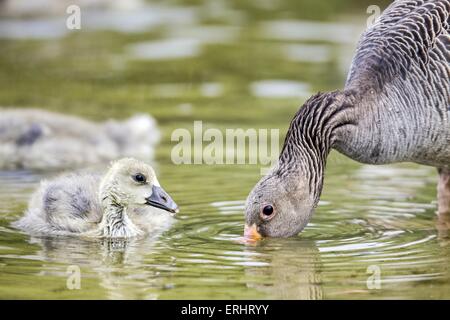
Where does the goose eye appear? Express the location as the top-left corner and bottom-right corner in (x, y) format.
(260, 204), (275, 220)
(133, 173), (146, 183)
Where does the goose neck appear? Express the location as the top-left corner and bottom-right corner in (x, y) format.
(277, 91), (356, 197)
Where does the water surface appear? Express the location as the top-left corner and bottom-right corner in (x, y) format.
(0, 0), (449, 299)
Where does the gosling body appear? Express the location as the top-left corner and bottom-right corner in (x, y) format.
(0, 108), (160, 170)
(14, 158), (178, 238)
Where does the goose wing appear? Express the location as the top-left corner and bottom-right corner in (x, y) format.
(346, 0), (449, 111)
(15, 173), (104, 235)
(41, 173), (104, 232)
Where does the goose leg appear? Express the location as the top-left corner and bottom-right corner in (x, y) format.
(437, 168), (450, 216)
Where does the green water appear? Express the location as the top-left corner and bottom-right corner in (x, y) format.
(0, 0), (449, 299)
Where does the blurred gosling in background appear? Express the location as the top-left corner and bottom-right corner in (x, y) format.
(0, 108), (160, 170)
(14, 158), (178, 238)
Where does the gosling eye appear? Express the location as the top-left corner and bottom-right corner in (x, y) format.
(260, 204), (275, 221)
(132, 173), (147, 184)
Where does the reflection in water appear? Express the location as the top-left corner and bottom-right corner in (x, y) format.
(436, 213), (450, 245)
(0, 0), (146, 17)
(260, 20), (362, 44)
(250, 80), (311, 99)
(128, 39), (202, 61)
(127, 25), (239, 61)
(244, 240), (323, 300)
(165, 25), (240, 44)
(283, 44), (332, 63)
(26, 235), (168, 300)
(0, 3), (197, 39)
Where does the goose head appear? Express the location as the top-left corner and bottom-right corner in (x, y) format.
(243, 92), (345, 239)
(99, 158), (178, 214)
(244, 168), (317, 239)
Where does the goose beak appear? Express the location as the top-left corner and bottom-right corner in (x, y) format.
(244, 223), (262, 241)
(145, 185), (179, 215)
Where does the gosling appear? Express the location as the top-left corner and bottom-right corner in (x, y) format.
(13, 158), (179, 238)
(0, 108), (160, 170)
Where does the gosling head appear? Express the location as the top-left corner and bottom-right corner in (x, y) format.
(244, 166), (319, 239)
(100, 158), (178, 214)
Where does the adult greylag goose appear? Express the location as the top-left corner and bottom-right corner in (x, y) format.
(245, 0), (450, 238)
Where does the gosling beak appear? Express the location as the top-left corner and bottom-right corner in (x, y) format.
(145, 185), (179, 215)
(244, 223), (262, 241)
